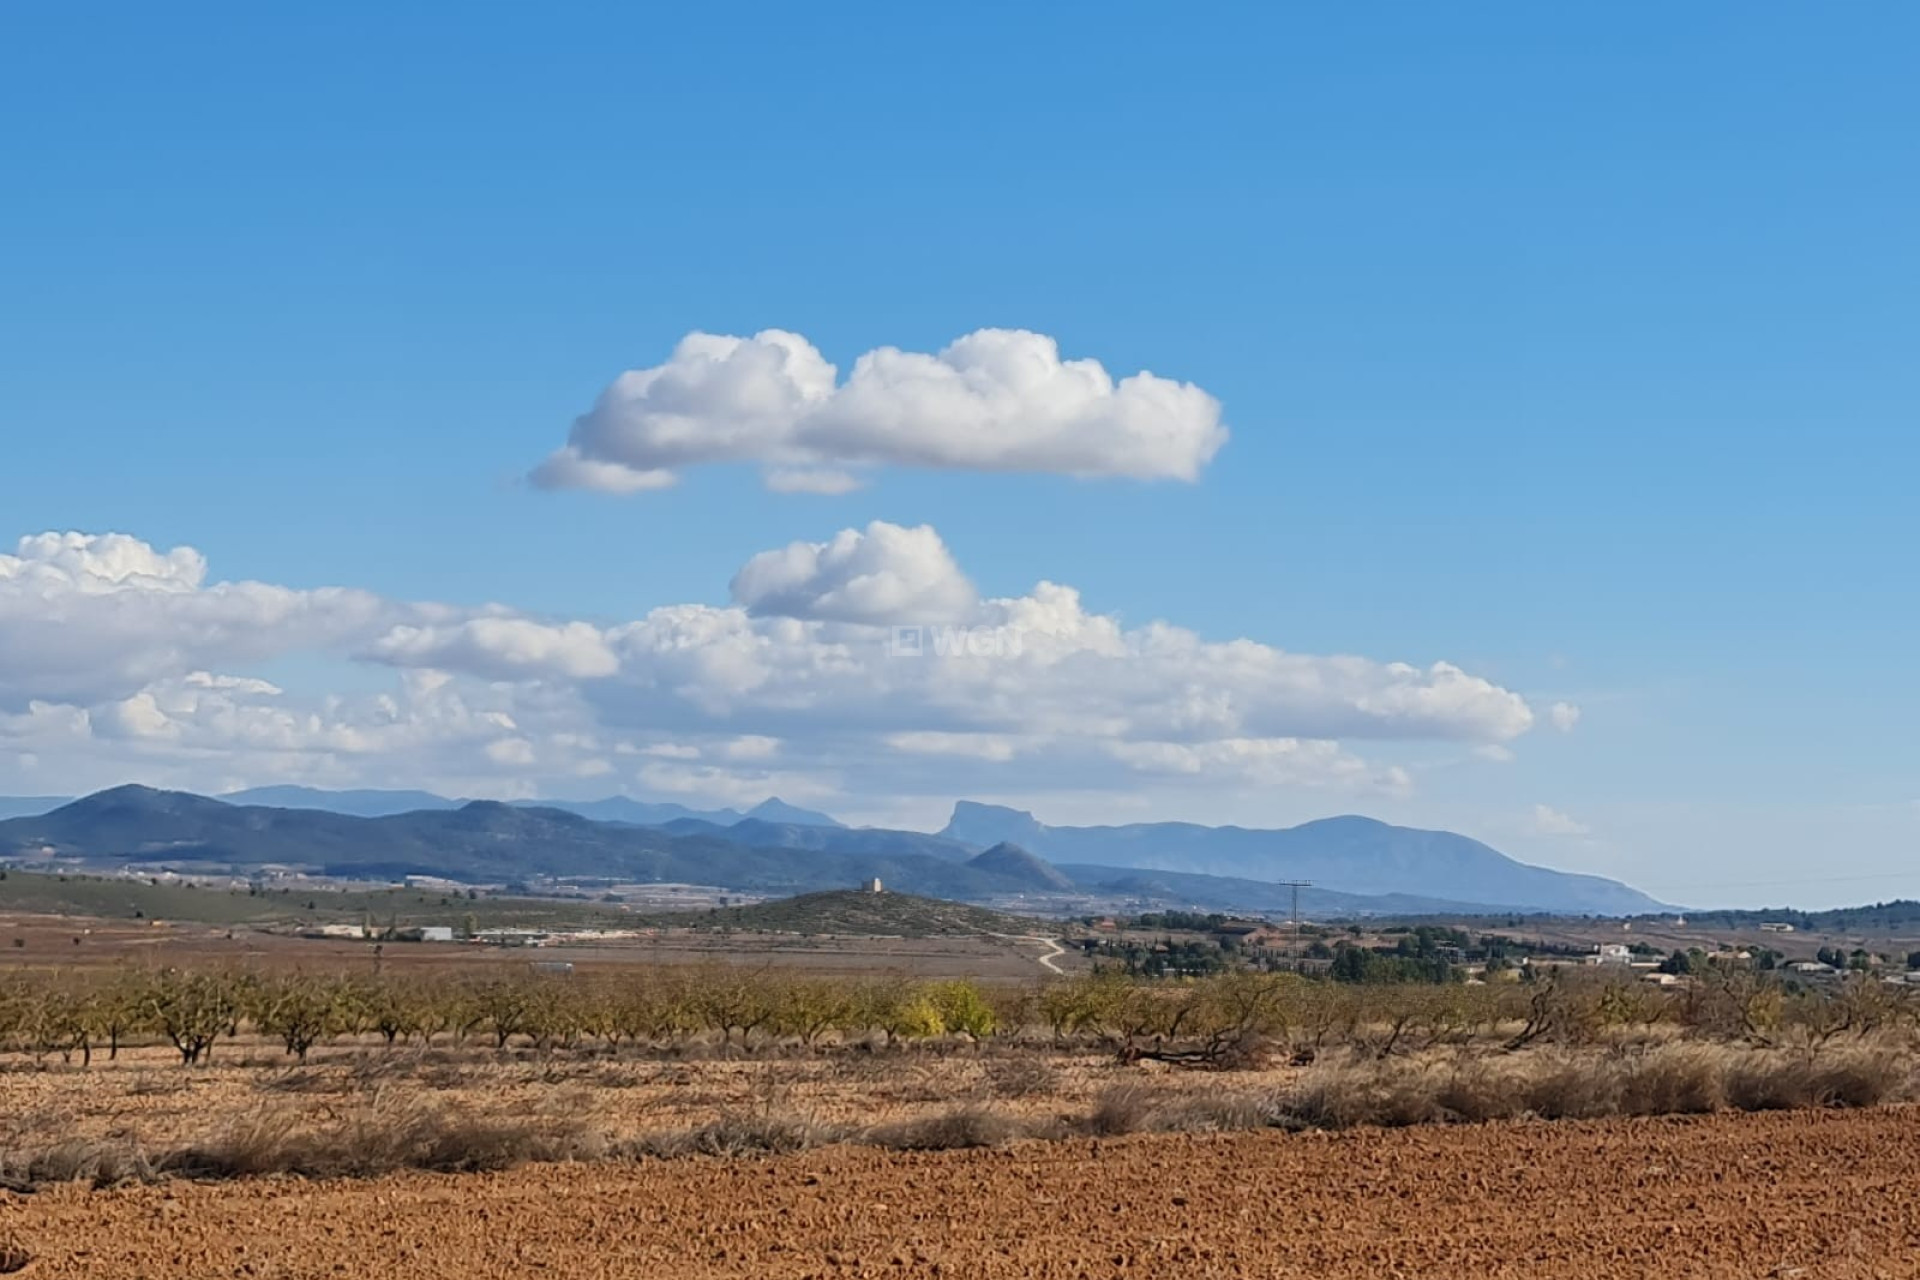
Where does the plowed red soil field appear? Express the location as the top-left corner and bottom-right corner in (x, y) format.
(8, 1107), (1920, 1279)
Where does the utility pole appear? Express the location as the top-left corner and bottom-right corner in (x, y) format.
(1278, 880), (1312, 969)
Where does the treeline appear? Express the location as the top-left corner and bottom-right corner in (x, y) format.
(1116, 911), (1234, 932)
(1097, 925), (1508, 983)
(1673, 901), (1920, 934)
(0, 967), (1004, 1067)
(1, 961), (1913, 1070)
(1082, 938), (1237, 978)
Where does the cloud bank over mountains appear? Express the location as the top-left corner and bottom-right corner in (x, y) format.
(0, 525), (1555, 811)
(0, 532), (394, 707)
(531, 328), (1229, 494)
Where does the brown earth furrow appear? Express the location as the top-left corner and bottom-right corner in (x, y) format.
(9, 1108), (1920, 1279)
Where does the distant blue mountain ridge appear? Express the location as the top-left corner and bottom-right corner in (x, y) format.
(0, 785), (1667, 914)
(940, 801), (1664, 915)
(211, 786), (844, 829)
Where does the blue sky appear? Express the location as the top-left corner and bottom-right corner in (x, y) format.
(3, 4), (1916, 906)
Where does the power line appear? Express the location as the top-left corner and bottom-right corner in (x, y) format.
(1276, 879), (1312, 967)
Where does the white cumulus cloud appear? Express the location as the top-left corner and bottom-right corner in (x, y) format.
(0, 531), (394, 709)
(366, 617), (620, 681)
(530, 328), (1228, 493)
(729, 521), (976, 625)
(0, 525), (1557, 814)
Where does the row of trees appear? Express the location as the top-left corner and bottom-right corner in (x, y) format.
(0, 963), (1911, 1069)
(0, 967), (1005, 1066)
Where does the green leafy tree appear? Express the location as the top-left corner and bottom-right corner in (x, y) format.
(927, 980), (996, 1041)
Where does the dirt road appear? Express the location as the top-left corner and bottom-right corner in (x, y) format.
(987, 931), (1069, 974)
(9, 1107), (1920, 1278)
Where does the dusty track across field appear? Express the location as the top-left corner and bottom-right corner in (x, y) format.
(10, 1107), (1920, 1278)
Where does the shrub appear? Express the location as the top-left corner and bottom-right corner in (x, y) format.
(1807, 1048), (1911, 1108)
(1724, 1046), (1909, 1112)
(1146, 1090), (1283, 1133)
(160, 1096), (601, 1180)
(1431, 1063), (1528, 1123)
(867, 1105), (1030, 1151)
(1275, 1041), (1914, 1130)
(1083, 1083), (1283, 1136)
(1520, 1058), (1624, 1121)
(1616, 1045), (1726, 1116)
(1085, 1083), (1157, 1136)
(1283, 1058), (1447, 1129)
(0, 1137), (156, 1191)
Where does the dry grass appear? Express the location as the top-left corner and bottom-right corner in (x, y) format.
(251, 1052), (481, 1096)
(1084, 1083), (1287, 1136)
(0, 1136), (157, 1191)
(1152, 1089), (1287, 1133)
(1722, 1047), (1910, 1111)
(1085, 1082), (1158, 1136)
(1287, 1060), (1450, 1129)
(867, 1104), (1041, 1150)
(253, 1066), (351, 1095)
(1614, 1043), (1727, 1115)
(157, 1093), (605, 1180)
(979, 1056), (1058, 1100)
(2, 1037), (1913, 1189)
(1282, 1041), (1914, 1130)
(123, 1072), (189, 1098)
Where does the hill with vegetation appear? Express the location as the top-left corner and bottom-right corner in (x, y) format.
(966, 842), (1075, 891)
(1657, 901), (1920, 934)
(656, 889), (1057, 937)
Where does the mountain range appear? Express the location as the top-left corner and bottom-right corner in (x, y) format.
(943, 802), (1660, 915)
(0, 785), (1666, 915)
(0, 787), (1019, 899)
(217, 785), (843, 828)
